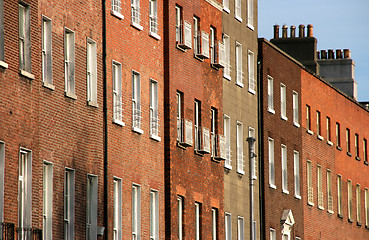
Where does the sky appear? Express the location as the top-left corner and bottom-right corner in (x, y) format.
(258, 0), (369, 101)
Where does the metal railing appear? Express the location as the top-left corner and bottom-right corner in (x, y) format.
(16, 228), (42, 240)
(1, 222), (15, 240)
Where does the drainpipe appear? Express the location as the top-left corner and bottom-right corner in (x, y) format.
(247, 137), (257, 240)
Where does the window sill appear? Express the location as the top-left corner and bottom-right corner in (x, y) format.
(131, 22), (143, 31)
(65, 91), (77, 100)
(357, 222), (362, 227)
(43, 82), (55, 91)
(150, 134), (161, 142)
(223, 74), (231, 81)
(347, 152), (352, 157)
(268, 109), (275, 114)
(327, 141), (333, 146)
(19, 69), (35, 80)
(281, 116), (288, 121)
(317, 135), (324, 141)
(355, 156), (361, 161)
(223, 7), (230, 13)
(318, 206), (324, 210)
(149, 31), (161, 40)
(294, 195), (301, 200)
(247, 24), (254, 31)
(237, 170), (245, 175)
(0, 60), (8, 69)
(194, 150), (204, 157)
(87, 100), (98, 108)
(269, 184), (276, 189)
(111, 10), (124, 20)
(307, 130), (313, 135)
(336, 146), (342, 151)
(248, 88), (256, 95)
(348, 218), (354, 223)
(132, 127), (144, 134)
(112, 118), (125, 127)
(308, 201), (314, 206)
(338, 213), (343, 219)
(224, 164), (232, 170)
(176, 141), (187, 149)
(235, 16), (242, 22)
(282, 189), (289, 195)
(211, 63), (222, 71)
(176, 44), (187, 52)
(293, 122), (300, 128)
(194, 54), (205, 62)
(327, 209), (334, 214)
(364, 161), (369, 165)
(236, 81), (244, 88)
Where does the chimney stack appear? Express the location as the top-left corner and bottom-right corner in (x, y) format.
(282, 25), (288, 38)
(328, 49), (334, 59)
(273, 25), (279, 39)
(307, 24), (313, 37)
(336, 49), (343, 59)
(290, 26), (296, 38)
(316, 51), (320, 59)
(298, 24), (305, 37)
(344, 49), (351, 59)
(320, 50), (327, 59)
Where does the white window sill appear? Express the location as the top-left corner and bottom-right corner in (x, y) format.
(247, 24), (254, 31)
(224, 164), (232, 170)
(111, 10), (124, 20)
(308, 201), (314, 206)
(318, 206), (324, 210)
(43, 82), (55, 91)
(223, 7), (230, 13)
(150, 134), (161, 142)
(131, 22), (143, 31)
(235, 16), (242, 22)
(282, 189), (289, 195)
(19, 69), (35, 80)
(113, 118), (125, 126)
(268, 108), (275, 114)
(281, 116), (288, 121)
(0, 60), (8, 69)
(307, 130), (313, 135)
(327, 210), (334, 214)
(176, 44), (187, 52)
(236, 81), (244, 88)
(317, 135), (324, 141)
(194, 54), (205, 62)
(237, 170), (245, 175)
(327, 140), (333, 146)
(132, 126), (144, 134)
(269, 184), (276, 189)
(87, 100), (99, 108)
(149, 31), (161, 40)
(223, 74), (231, 81)
(65, 91), (77, 100)
(293, 122), (300, 128)
(294, 195), (301, 199)
(248, 88), (256, 95)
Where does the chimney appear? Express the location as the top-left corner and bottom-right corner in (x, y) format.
(290, 26), (296, 38)
(344, 49), (351, 59)
(328, 49), (334, 59)
(273, 25), (279, 39)
(307, 24), (313, 37)
(316, 51), (320, 59)
(298, 24), (305, 37)
(320, 50), (327, 59)
(282, 25), (288, 38)
(336, 49), (343, 59)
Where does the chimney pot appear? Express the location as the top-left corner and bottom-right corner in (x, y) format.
(307, 24), (313, 37)
(321, 50), (327, 59)
(316, 51), (320, 59)
(273, 25), (280, 39)
(336, 49), (343, 59)
(282, 25), (288, 38)
(344, 49), (351, 59)
(298, 24), (305, 37)
(290, 26), (296, 38)
(328, 49), (334, 59)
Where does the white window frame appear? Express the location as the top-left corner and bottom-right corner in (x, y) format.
(365, 188), (369, 227)
(42, 16), (53, 88)
(210, 27), (216, 64)
(307, 160), (313, 206)
(132, 71), (143, 133)
(355, 133), (359, 158)
(235, 42), (243, 87)
(235, 0), (242, 22)
(175, 6), (182, 43)
(149, 0), (159, 37)
(43, 161), (53, 240)
(112, 61), (124, 125)
(223, 0), (230, 13)
(294, 151), (300, 198)
(268, 138), (275, 188)
(211, 108), (217, 158)
(317, 165), (323, 209)
(176, 92), (183, 142)
(178, 196), (183, 240)
(238, 216), (244, 240)
(193, 16), (200, 55)
(280, 84), (287, 120)
(64, 168), (75, 240)
(212, 208), (217, 240)
(248, 50), (255, 94)
(364, 138), (368, 162)
(336, 122), (341, 147)
(150, 189), (159, 240)
(223, 34), (231, 80)
(194, 100), (201, 151)
(236, 121), (244, 174)
(224, 115), (231, 169)
(348, 179), (353, 221)
(111, 0), (124, 19)
(0, 142), (4, 222)
(132, 184), (141, 240)
(357, 184), (361, 224)
(281, 145), (288, 194)
(346, 128), (351, 153)
(19, 3), (32, 75)
(270, 228), (276, 240)
(113, 178), (122, 240)
(150, 80), (160, 140)
(247, 0), (254, 29)
(131, 0), (142, 29)
(267, 76), (274, 113)
(306, 105), (311, 132)
(327, 117), (332, 144)
(64, 28), (76, 98)
(86, 174), (98, 240)
(316, 111), (322, 138)
(87, 38), (97, 106)
(225, 212), (231, 240)
(327, 170), (333, 213)
(195, 202), (201, 240)
(337, 175), (342, 215)
(293, 91), (299, 127)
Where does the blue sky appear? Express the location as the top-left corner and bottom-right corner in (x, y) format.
(258, 0), (369, 101)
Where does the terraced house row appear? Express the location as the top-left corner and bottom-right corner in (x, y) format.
(1, 0), (369, 240)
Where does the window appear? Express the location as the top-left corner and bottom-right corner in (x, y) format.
(64, 168), (75, 240)
(268, 138), (275, 188)
(317, 165), (323, 209)
(364, 138), (368, 162)
(131, 0), (141, 27)
(210, 27), (216, 64)
(42, 16), (53, 87)
(223, 34), (230, 79)
(175, 6), (182, 43)
(223, 0), (229, 12)
(64, 29), (75, 97)
(248, 50), (255, 93)
(225, 213), (231, 240)
(0, 142), (4, 223)
(18, 149), (32, 239)
(307, 160), (313, 205)
(132, 184), (141, 240)
(267, 76), (274, 113)
(316, 111), (321, 137)
(150, 190), (159, 240)
(113, 62), (123, 125)
(86, 175), (98, 240)
(19, 3), (32, 74)
(337, 175), (343, 216)
(293, 91), (299, 126)
(150, 80), (159, 138)
(211, 108), (218, 158)
(327, 170), (333, 213)
(224, 115), (231, 168)
(348, 180), (353, 221)
(357, 184), (361, 224)
(194, 100), (202, 151)
(113, 178), (122, 240)
(346, 128), (351, 154)
(195, 202), (201, 240)
(132, 71), (142, 132)
(235, 42), (243, 86)
(176, 92), (183, 141)
(149, 0), (158, 35)
(306, 105), (311, 131)
(178, 196), (183, 240)
(212, 208), (217, 240)
(270, 228), (276, 240)
(87, 39), (97, 105)
(238, 217), (244, 240)
(365, 188), (369, 227)
(355, 133), (359, 158)
(294, 151), (300, 198)
(336, 123), (341, 147)
(43, 162), (53, 240)
(193, 16), (200, 55)
(326, 117), (331, 142)
(280, 84), (287, 120)
(0, 0), (4, 64)
(111, 0), (123, 19)
(281, 145), (288, 193)
(247, 0), (254, 28)
(235, 0), (242, 21)
(237, 122), (244, 174)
